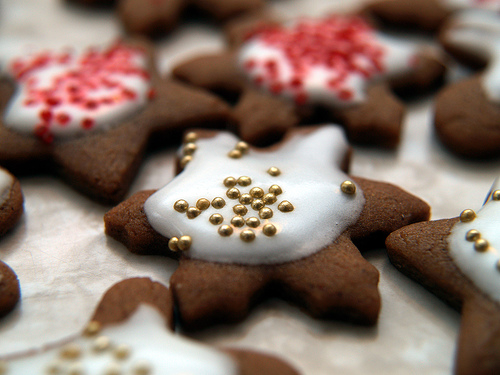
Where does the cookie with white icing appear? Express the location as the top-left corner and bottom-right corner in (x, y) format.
(173, 13), (445, 148)
(386, 178), (500, 375)
(105, 125), (431, 330)
(0, 278), (298, 375)
(434, 9), (500, 158)
(0, 39), (230, 203)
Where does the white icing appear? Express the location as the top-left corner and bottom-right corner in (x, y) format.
(145, 126), (365, 265)
(0, 168), (14, 206)
(440, 0), (500, 12)
(3, 44), (150, 140)
(449, 178), (500, 303)
(445, 9), (500, 102)
(5, 305), (238, 374)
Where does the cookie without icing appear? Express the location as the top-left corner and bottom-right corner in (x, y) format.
(386, 178), (500, 375)
(105, 125), (431, 330)
(0, 278), (298, 375)
(0, 39), (230, 203)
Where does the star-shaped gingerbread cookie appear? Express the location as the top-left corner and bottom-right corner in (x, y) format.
(0, 39), (230, 203)
(172, 13), (444, 148)
(0, 277), (298, 375)
(386, 178), (500, 375)
(105, 125), (431, 330)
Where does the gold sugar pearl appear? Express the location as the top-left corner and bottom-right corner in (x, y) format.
(92, 336), (111, 352)
(460, 209), (476, 222)
(184, 131), (197, 144)
(493, 190), (500, 201)
(83, 320), (101, 336)
(196, 198), (210, 210)
(340, 180), (356, 195)
(209, 214), (224, 225)
(186, 207), (201, 219)
(113, 344), (131, 360)
(235, 141), (250, 154)
(240, 229), (256, 242)
(228, 149), (242, 159)
(259, 207), (273, 219)
(231, 216), (245, 227)
(262, 223), (277, 237)
(250, 187), (264, 198)
(251, 199), (265, 210)
(226, 188), (241, 199)
(474, 238), (489, 252)
(278, 201), (294, 212)
(239, 193), (253, 205)
(103, 362), (122, 375)
(212, 197), (226, 209)
(131, 360), (152, 375)
(168, 237), (179, 252)
(269, 184), (282, 195)
(224, 177), (237, 187)
(237, 176), (252, 186)
(218, 225), (233, 237)
(183, 142), (197, 155)
(263, 193), (277, 205)
(233, 204), (248, 216)
(68, 362), (84, 375)
(178, 236), (192, 251)
(465, 229), (481, 242)
(180, 155), (192, 169)
(60, 343), (82, 360)
(246, 217), (260, 228)
(45, 360), (63, 375)
(267, 167), (281, 176)
(173, 199), (189, 213)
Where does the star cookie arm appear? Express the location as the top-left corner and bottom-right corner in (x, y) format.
(0, 260), (20, 317)
(0, 170), (23, 236)
(193, 0), (264, 21)
(223, 349), (299, 375)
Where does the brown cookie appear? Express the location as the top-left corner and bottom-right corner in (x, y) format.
(0, 39), (230, 203)
(0, 167), (24, 237)
(1, 277), (298, 375)
(386, 178), (500, 375)
(0, 261), (20, 318)
(105, 125), (430, 330)
(172, 12), (444, 148)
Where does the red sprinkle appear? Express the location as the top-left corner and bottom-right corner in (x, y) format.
(81, 118), (95, 129)
(55, 113), (71, 125)
(39, 109), (52, 122)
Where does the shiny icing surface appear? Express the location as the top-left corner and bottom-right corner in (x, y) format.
(238, 15), (417, 107)
(3, 41), (151, 143)
(449, 178), (500, 303)
(6, 305), (238, 375)
(0, 168), (14, 206)
(145, 126), (365, 265)
(441, 0), (500, 11)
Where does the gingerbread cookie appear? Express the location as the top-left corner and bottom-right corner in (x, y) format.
(105, 125), (431, 330)
(173, 13), (445, 148)
(434, 9), (500, 158)
(386, 178), (500, 375)
(0, 39), (230, 203)
(0, 278), (298, 375)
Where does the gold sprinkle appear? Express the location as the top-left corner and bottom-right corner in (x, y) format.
(178, 236), (192, 251)
(493, 190), (500, 201)
(246, 217), (260, 228)
(228, 149), (242, 159)
(262, 223), (277, 237)
(231, 216), (245, 227)
(233, 204), (248, 216)
(83, 320), (101, 336)
(173, 199), (189, 213)
(249, 187), (264, 198)
(226, 187), (241, 199)
(267, 167), (281, 176)
(278, 201), (294, 212)
(240, 229), (256, 242)
(60, 343), (81, 360)
(184, 131), (197, 144)
(92, 336), (111, 352)
(183, 142), (197, 155)
(132, 360), (152, 375)
(196, 198), (210, 210)
(259, 207), (273, 219)
(186, 207), (201, 219)
(45, 360), (63, 375)
(67, 362), (84, 375)
(251, 199), (265, 210)
(235, 141), (249, 154)
(103, 362), (121, 375)
(466, 229), (481, 242)
(340, 180), (356, 195)
(239, 193), (253, 205)
(218, 225), (233, 237)
(168, 237), (179, 252)
(237, 176), (252, 186)
(269, 184), (282, 195)
(263, 193), (277, 205)
(474, 238), (489, 252)
(223, 177), (237, 188)
(180, 155), (192, 169)
(211, 197), (226, 209)
(113, 344), (131, 360)
(209, 213), (224, 225)
(460, 209), (476, 222)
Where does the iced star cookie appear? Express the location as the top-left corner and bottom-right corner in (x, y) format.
(0, 278), (298, 375)
(173, 14), (445, 148)
(386, 178), (500, 375)
(434, 9), (500, 158)
(105, 125), (431, 330)
(0, 39), (230, 203)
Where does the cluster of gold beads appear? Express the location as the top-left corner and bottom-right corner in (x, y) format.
(228, 141), (250, 159)
(180, 132), (198, 169)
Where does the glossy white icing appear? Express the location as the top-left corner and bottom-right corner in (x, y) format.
(445, 9), (500, 102)
(0, 168), (14, 206)
(145, 126), (365, 265)
(449, 178), (500, 303)
(440, 0), (500, 12)
(5, 305), (238, 374)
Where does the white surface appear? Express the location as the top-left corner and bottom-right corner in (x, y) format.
(0, 0), (498, 374)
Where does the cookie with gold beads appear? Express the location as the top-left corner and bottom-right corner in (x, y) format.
(386, 177), (500, 375)
(0, 278), (298, 375)
(105, 125), (430, 330)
